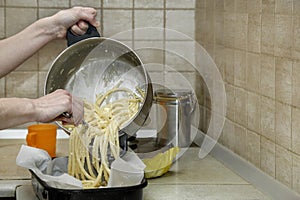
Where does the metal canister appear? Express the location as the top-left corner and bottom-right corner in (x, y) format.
(154, 89), (195, 147)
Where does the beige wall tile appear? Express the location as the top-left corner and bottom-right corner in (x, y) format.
(275, 0), (293, 14)
(0, 8), (4, 38)
(215, 0), (224, 12)
(195, 73), (206, 106)
(262, 0), (275, 14)
(247, 52), (260, 93)
(0, 78), (4, 97)
(276, 145), (292, 187)
(6, 72), (38, 98)
(234, 50), (247, 88)
(135, 0), (164, 8)
(38, 0), (69, 7)
(6, 8), (37, 37)
(166, 0), (195, 8)
(221, 119), (235, 150)
(214, 45), (225, 79)
(260, 96), (276, 141)
(164, 71), (196, 91)
(196, 0), (205, 9)
(261, 14), (275, 55)
(275, 57), (292, 104)
(234, 123), (247, 158)
(294, 0), (300, 15)
(261, 137), (275, 177)
(247, 0), (262, 14)
(38, 40), (66, 71)
(148, 71), (164, 89)
(235, 0), (247, 13)
(103, 0), (133, 8)
(135, 10), (164, 29)
(246, 130), (261, 168)
(134, 10), (164, 40)
(292, 153), (300, 194)
(223, 13), (235, 48)
(197, 105), (206, 133)
(234, 13), (248, 51)
(293, 16), (300, 60)
(103, 10), (132, 40)
(166, 10), (195, 40)
(214, 12), (224, 46)
(248, 14), (261, 53)
(6, 0), (37, 7)
(275, 15), (292, 58)
(224, 48), (234, 85)
(71, 0), (101, 7)
(165, 41), (195, 72)
(224, 0), (234, 12)
(205, 4), (215, 44)
(234, 87), (247, 127)
(260, 54), (275, 98)
(195, 8), (206, 44)
(15, 55), (38, 71)
(247, 92), (261, 133)
(38, 8), (61, 18)
(134, 41), (164, 70)
(143, 63), (164, 76)
(205, 0), (215, 12)
(225, 83), (235, 121)
(292, 107), (300, 154)
(203, 42), (215, 60)
(275, 102), (292, 150)
(0, 0), (4, 6)
(292, 61), (300, 108)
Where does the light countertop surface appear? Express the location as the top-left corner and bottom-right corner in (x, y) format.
(0, 139), (271, 200)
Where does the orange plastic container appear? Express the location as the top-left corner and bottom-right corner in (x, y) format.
(26, 124), (57, 158)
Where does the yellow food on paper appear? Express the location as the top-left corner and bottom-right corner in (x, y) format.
(68, 88), (143, 189)
(142, 147), (180, 179)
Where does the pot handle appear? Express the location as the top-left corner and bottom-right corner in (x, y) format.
(66, 23), (101, 46)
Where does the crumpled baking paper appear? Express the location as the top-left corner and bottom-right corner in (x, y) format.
(108, 149), (145, 187)
(16, 145), (82, 189)
(16, 145), (145, 189)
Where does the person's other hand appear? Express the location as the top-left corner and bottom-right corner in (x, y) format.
(32, 89), (83, 125)
(49, 7), (99, 39)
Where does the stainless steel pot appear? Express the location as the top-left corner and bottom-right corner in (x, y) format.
(44, 25), (153, 136)
(154, 89), (195, 147)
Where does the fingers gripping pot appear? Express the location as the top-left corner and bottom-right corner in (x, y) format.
(44, 25), (153, 153)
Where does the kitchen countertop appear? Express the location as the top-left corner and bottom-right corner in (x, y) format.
(0, 138), (271, 200)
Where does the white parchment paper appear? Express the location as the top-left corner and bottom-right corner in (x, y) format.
(16, 145), (145, 189)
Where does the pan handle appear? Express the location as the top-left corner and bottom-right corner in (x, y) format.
(66, 23), (101, 46)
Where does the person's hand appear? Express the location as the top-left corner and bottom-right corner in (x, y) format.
(46, 7), (99, 39)
(32, 89), (83, 125)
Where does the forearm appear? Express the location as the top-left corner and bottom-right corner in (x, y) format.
(0, 7), (98, 78)
(0, 98), (36, 129)
(0, 17), (58, 78)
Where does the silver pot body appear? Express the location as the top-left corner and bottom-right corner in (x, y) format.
(154, 89), (195, 147)
(44, 37), (153, 136)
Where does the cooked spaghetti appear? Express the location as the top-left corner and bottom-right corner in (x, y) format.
(68, 88), (143, 188)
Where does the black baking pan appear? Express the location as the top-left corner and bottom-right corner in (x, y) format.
(29, 169), (147, 200)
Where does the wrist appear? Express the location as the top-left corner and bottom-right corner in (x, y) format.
(34, 16), (64, 40)
(24, 98), (39, 122)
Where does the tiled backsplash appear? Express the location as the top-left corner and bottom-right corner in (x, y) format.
(0, 1), (196, 95)
(0, 1), (196, 125)
(196, 0), (300, 195)
(6, 0), (300, 197)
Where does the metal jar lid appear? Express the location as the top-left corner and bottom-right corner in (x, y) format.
(153, 89), (194, 105)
